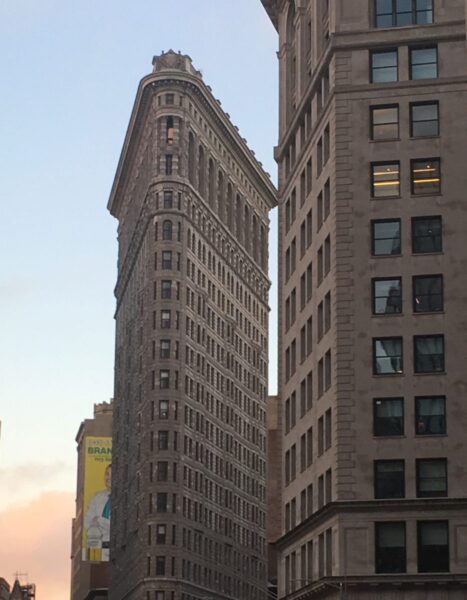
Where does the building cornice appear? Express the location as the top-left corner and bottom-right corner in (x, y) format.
(260, 0), (280, 31)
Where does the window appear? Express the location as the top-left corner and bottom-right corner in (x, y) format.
(161, 280), (172, 299)
(160, 370), (170, 388)
(161, 310), (171, 328)
(372, 162), (400, 197)
(414, 335), (444, 373)
(374, 460), (405, 498)
(162, 251), (172, 269)
(373, 337), (403, 374)
(165, 154), (173, 175)
(375, 522), (406, 574)
(166, 116), (174, 145)
(156, 524), (166, 544)
(373, 277), (402, 314)
(157, 461), (169, 482)
(372, 219), (401, 256)
(371, 50), (398, 82)
(156, 492), (168, 512)
(155, 556), (166, 575)
(162, 220), (173, 240)
(417, 521), (449, 572)
(375, 0), (433, 28)
(413, 275), (443, 312)
(410, 46), (437, 79)
(416, 458), (447, 497)
(159, 400), (169, 419)
(415, 396), (446, 435)
(410, 102), (439, 137)
(371, 105), (399, 140)
(374, 398), (404, 436)
(412, 216), (442, 253)
(411, 158), (440, 195)
(158, 431), (169, 450)
(160, 340), (171, 359)
(163, 190), (173, 208)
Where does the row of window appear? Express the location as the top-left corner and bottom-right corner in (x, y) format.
(374, 458), (448, 498)
(371, 158), (440, 198)
(372, 274), (443, 315)
(373, 335), (444, 375)
(374, 395), (445, 436)
(372, 215), (441, 256)
(375, 0), (433, 29)
(371, 101), (439, 140)
(371, 46), (437, 83)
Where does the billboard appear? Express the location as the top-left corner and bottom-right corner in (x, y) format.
(82, 436), (112, 561)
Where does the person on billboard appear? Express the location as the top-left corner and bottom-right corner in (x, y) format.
(84, 462), (111, 560)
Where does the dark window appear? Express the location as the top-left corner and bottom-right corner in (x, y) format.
(374, 460), (405, 498)
(160, 340), (171, 359)
(166, 116), (174, 145)
(163, 191), (173, 208)
(155, 556), (166, 575)
(415, 396), (446, 435)
(418, 521), (449, 572)
(373, 337), (403, 374)
(410, 102), (439, 137)
(165, 94), (174, 105)
(162, 220), (173, 240)
(156, 524), (166, 543)
(371, 50), (398, 82)
(414, 335), (444, 373)
(372, 162), (400, 197)
(161, 310), (171, 328)
(162, 251), (172, 269)
(411, 158), (440, 195)
(161, 280), (172, 299)
(372, 219), (401, 256)
(412, 216), (442, 253)
(158, 431), (169, 450)
(156, 492), (168, 512)
(410, 46), (438, 79)
(157, 461), (169, 482)
(413, 275), (443, 312)
(374, 398), (404, 436)
(375, 522), (406, 573)
(165, 155), (173, 175)
(416, 458), (447, 497)
(371, 105), (399, 140)
(160, 370), (170, 389)
(373, 277), (402, 314)
(375, 0), (433, 27)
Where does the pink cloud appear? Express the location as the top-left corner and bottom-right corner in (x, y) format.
(0, 491), (74, 600)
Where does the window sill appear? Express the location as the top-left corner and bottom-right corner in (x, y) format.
(410, 193), (442, 198)
(369, 138), (401, 143)
(374, 435), (406, 439)
(372, 312), (404, 317)
(373, 373), (405, 378)
(415, 433), (447, 438)
(414, 371), (446, 376)
(413, 310), (445, 316)
(412, 251), (443, 257)
(371, 195), (401, 200)
(409, 135), (440, 141)
(372, 254), (403, 259)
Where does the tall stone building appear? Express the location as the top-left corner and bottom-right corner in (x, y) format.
(70, 402), (113, 600)
(107, 51), (276, 600)
(261, 1), (467, 598)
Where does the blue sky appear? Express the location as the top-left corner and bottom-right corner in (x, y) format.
(0, 0), (278, 513)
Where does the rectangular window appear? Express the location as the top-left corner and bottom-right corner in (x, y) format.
(372, 219), (401, 256)
(162, 251), (172, 269)
(410, 46), (437, 80)
(415, 396), (446, 435)
(158, 431), (169, 450)
(160, 339), (171, 359)
(374, 398), (404, 436)
(156, 492), (168, 512)
(161, 310), (171, 328)
(410, 102), (439, 137)
(161, 280), (172, 299)
(411, 158), (440, 195)
(160, 370), (170, 389)
(416, 458), (447, 497)
(155, 556), (166, 576)
(371, 105), (399, 140)
(165, 155), (173, 175)
(412, 216), (442, 253)
(375, 522), (406, 574)
(414, 334), (444, 373)
(156, 524), (166, 544)
(157, 461), (169, 482)
(159, 400), (169, 419)
(413, 275), (443, 312)
(374, 460), (405, 498)
(372, 161), (400, 197)
(375, 0), (433, 28)
(163, 190), (173, 208)
(373, 277), (402, 314)
(418, 521), (449, 572)
(371, 49), (398, 82)
(373, 337), (403, 374)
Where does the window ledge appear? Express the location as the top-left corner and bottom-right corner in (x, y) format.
(412, 252), (443, 257)
(369, 138), (401, 143)
(414, 310), (445, 316)
(372, 312), (404, 318)
(372, 254), (403, 259)
(414, 371), (446, 376)
(374, 435), (406, 439)
(373, 373), (405, 378)
(410, 135), (440, 141)
(416, 433), (447, 438)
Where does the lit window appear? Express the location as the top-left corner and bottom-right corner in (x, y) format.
(372, 162), (400, 197)
(410, 46), (437, 79)
(412, 216), (442, 253)
(371, 50), (398, 82)
(371, 105), (399, 140)
(373, 277), (402, 314)
(374, 460), (405, 498)
(373, 337), (403, 374)
(375, 0), (433, 28)
(416, 458), (447, 497)
(375, 522), (406, 573)
(413, 275), (443, 312)
(411, 158), (440, 195)
(374, 398), (404, 436)
(372, 219), (401, 256)
(159, 400), (169, 419)
(410, 102), (439, 137)
(414, 334), (444, 373)
(417, 521), (449, 573)
(415, 396), (446, 435)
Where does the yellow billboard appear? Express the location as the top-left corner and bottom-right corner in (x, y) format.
(82, 436), (112, 562)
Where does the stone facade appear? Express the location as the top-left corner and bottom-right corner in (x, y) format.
(262, 1), (467, 598)
(107, 51), (276, 600)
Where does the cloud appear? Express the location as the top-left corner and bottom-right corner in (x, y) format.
(0, 491), (74, 600)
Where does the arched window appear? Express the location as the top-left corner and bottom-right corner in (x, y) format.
(198, 145), (206, 195)
(162, 220), (173, 240)
(188, 132), (196, 185)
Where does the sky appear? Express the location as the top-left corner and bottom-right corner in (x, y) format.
(0, 1), (278, 598)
